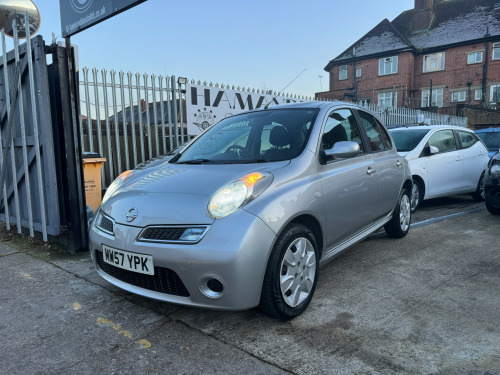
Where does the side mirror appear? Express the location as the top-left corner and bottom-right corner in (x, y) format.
(420, 144), (439, 157)
(429, 145), (439, 155)
(320, 141), (360, 164)
(0, 0), (40, 38)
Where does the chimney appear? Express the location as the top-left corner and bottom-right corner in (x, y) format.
(412, 0), (434, 31)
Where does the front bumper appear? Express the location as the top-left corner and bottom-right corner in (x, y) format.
(484, 175), (500, 208)
(89, 209), (277, 310)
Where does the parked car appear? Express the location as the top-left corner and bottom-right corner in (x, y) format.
(389, 125), (488, 212)
(484, 151), (500, 215)
(475, 128), (500, 158)
(89, 101), (412, 320)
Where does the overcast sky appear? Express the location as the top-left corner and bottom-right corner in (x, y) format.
(26, 0), (415, 97)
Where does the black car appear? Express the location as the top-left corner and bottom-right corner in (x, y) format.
(484, 151), (500, 215)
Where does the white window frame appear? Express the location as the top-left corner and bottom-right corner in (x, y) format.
(378, 91), (398, 108)
(451, 91), (466, 102)
(474, 89), (482, 101)
(491, 84), (500, 103)
(339, 65), (347, 80)
(355, 67), (362, 78)
(378, 56), (398, 76)
(421, 88), (444, 107)
(423, 52), (445, 72)
(493, 42), (500, 60)
(467, 51), (483, 64)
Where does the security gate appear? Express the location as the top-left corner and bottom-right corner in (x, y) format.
(0, 30), (60, 242)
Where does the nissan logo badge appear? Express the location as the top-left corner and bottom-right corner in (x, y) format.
(126, 208), (138, 222)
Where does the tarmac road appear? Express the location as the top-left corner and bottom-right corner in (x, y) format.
(1, 195), (499, 375)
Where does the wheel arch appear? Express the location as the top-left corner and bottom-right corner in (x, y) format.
(277, 214), (324, 259)
(411, 174), (425, 198)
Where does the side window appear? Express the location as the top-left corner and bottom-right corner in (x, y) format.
(457, 130), (477, 149)
(357, 110), (391, 152)
(322, 109), (364, 152)
(428, 130), (457, 153)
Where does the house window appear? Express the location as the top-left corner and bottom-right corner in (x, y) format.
(378, 91), (397, 108)
(423, 52), (445, 72)
(356, 67), (362, 78)
(491, 84), (500, 103)
(467, 51), (483, 64)
(339, 65), (347, 80)
(493, 42), (500, 60)
(451, 91), (466, 102)
(379, 56), (398, 75)
(421, 88), (444, 107)
(474, 89), (482, 101)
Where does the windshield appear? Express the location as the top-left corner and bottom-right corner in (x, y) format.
(173, 108), (319, 164)
(389, 128), (431, 152)
(476, 131), (500, 151)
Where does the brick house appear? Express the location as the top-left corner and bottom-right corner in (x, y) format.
(316, 0), (500, 116)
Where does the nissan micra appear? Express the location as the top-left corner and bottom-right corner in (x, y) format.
(89, 101), (412, 320)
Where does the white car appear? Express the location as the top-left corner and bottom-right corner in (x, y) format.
(389, 125), (488, 212)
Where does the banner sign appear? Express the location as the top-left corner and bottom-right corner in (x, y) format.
(186, 84), (309, 136)
(60, 0), (146, 37)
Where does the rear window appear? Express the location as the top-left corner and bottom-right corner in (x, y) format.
(476, 131), (500, 151)
(389, 129), (430, 152)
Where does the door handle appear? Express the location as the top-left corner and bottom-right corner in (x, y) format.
(367, 167), (377, 175)
(396, 160), (402, 167)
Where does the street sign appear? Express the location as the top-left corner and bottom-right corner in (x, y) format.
(60, 0), (146, 37)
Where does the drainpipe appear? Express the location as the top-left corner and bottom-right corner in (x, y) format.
(482, 27), (490, 107)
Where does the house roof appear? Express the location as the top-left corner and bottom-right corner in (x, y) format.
(325, 0), (500, 70)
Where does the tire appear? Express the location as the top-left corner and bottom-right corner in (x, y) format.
(486, 201), (500, 215)
(384, 187), (411, 238)
(259, 223), (319, 320)
(410, 179), (423, 213)
(471, 173), (485, 202)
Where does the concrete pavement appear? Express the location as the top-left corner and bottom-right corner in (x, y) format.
(1, 198), (499, 374)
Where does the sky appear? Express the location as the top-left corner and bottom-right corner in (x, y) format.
(26, 0), (416, 98)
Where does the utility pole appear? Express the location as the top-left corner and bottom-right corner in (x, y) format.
(318, 75), (323, 92)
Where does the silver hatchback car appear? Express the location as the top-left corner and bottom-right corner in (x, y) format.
(89, 101), (412, 320)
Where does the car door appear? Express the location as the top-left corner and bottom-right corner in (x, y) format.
(356, 110), (404, 217)
(457, 130), (488, 190)
(319, 108), (379, 249)
(425, 129), (466, 197)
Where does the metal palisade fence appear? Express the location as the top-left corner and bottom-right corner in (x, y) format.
(80, 68), (468, 189)
(79, 67), (190, 188)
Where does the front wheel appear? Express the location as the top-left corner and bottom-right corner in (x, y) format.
(410, 180), (423, 213)
(486, 201), (500, 215)
(259, 224), (319, 320)
(384, 187), (411, 238)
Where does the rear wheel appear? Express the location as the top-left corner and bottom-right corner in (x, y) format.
(486, 201), (500, 215)
(471, 172), (485, 202)
(259, 224), (319, 320)
(385, 188), (411, 238)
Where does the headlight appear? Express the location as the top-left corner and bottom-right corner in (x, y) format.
(490, 164), (500, 178)
(101, 170), (132, 204)
(208, 172), (273, 218)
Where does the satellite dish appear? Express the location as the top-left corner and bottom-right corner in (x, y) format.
(0, 0), (40, 38)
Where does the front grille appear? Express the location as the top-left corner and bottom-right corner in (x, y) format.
(141, 227), (187, 241)
(99, 215), (114, 233)
(95, 250), (190, 297)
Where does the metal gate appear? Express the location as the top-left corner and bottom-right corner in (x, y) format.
(0, 24), (60, 241)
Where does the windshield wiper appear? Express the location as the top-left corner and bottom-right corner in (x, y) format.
(175, 159), (212, 164)
(239, 159), (269, 163)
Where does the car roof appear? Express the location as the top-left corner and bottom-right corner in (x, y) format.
(389, 125), (470, 131)
(474, 128), (500, 133)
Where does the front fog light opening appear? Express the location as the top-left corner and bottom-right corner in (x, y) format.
(199, 276), (224, 298)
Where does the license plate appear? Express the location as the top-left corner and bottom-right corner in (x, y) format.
(102, 245), (154, 275)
